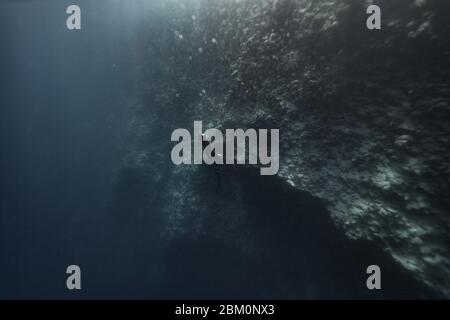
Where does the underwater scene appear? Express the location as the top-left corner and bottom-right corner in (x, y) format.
(0, 0), (449, 300)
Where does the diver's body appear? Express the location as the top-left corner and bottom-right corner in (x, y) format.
(202, 133), (222, 189)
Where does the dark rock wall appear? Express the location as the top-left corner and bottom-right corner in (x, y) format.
(117, 0), (450, 297)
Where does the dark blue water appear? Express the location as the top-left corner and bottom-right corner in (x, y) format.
(0, 0), (142, 298)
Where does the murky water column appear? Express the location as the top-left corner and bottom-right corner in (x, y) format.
(0, 0), (156, 298)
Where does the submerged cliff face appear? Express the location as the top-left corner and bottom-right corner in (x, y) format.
(118, 0), (450, 297)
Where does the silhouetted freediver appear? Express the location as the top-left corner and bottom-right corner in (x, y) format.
(202, 133), (222, 189)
